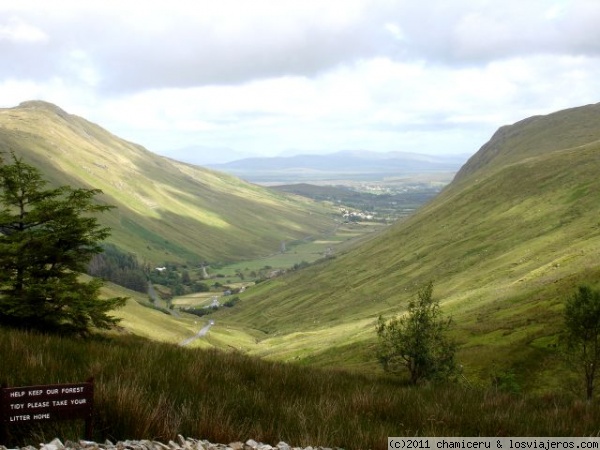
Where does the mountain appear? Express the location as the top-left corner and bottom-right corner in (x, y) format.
(214, 102), (600, 385)
(0, 101), (334, 264)
(207, 150), (467, 182)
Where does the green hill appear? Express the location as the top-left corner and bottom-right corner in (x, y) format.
(213, 102), (600, 387)
(0, 101), (334, 265)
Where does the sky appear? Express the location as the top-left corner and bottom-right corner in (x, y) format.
(1, 0), (599, 164)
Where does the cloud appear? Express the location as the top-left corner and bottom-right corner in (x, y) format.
(0, 16), (47, 43)
(1, 1), (396, 92)
(383, 0), (600, 63)
(3, 0), (600, 92)
(1, 0), (599, 162)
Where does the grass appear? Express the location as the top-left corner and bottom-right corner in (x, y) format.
(96, 134), (600, 385)
(0, 101), (335, 265)
(208, 104), (600, 385)
(2, 327), (600, 450)
(3, 102), (600, 446)
(208, 221), (384, 280)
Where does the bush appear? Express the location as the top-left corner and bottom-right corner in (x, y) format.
(376, 282), (457, 384)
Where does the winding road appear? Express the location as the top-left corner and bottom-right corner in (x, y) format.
(179, 320), (214, 346)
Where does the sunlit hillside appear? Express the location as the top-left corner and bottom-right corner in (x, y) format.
(0, 101), (334, 264)
(213, 103), (600, 388)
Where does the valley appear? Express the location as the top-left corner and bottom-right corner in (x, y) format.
(3, 99), (600, 396)
(3, 3), (600, 446)
(169, 102), (600, 391)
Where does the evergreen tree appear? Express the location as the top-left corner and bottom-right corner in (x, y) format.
(0, 153), (126, 334)
(377, 282), (457, 384)
(87, 243), (148, 293)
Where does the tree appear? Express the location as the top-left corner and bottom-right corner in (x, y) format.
(0, 153), (126, 335)
(563, 285), (600, 401)
(376, 282), (457, 384)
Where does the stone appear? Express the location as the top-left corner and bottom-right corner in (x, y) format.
(40, 439), (61, 450)
(28, 438), (344, 450)
(244, 441), (258, 450)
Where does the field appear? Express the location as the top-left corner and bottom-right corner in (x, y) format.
(208, 220), (386, 281)
(1, 327), (599, 450)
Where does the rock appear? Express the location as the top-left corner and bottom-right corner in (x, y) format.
(244, 441), (258, 450)
(197, 441), (213, 450)
(193, 442), (208, 450)
(40, 440), (61, 450)
(137, 441), (153, 450)
(151, 442), (171, 450)
(26, 437), (342, 450)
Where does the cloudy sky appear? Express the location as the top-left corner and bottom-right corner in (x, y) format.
(1, 0), (599, 164)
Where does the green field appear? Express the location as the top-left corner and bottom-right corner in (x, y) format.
(209, 221), (386, 280)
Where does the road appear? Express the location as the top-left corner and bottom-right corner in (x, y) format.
(179, 320), (214, 346)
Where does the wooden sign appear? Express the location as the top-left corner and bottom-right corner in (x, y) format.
(0, 379), (94, 440)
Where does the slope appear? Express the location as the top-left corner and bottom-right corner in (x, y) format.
(0, 101), (334, 264)
(214, 102), (600, 385)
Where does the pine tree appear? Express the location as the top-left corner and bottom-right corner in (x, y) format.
(0, 153), (126, 334)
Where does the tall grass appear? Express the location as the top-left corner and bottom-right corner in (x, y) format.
(1, 328), (599, 450)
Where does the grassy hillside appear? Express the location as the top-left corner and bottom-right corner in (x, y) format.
(0, 101), (334, 264)
(212, 103), (600, 387)
(2, 326), (600, 449)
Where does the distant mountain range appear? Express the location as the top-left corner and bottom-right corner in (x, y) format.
(206, 150), (469, 182)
